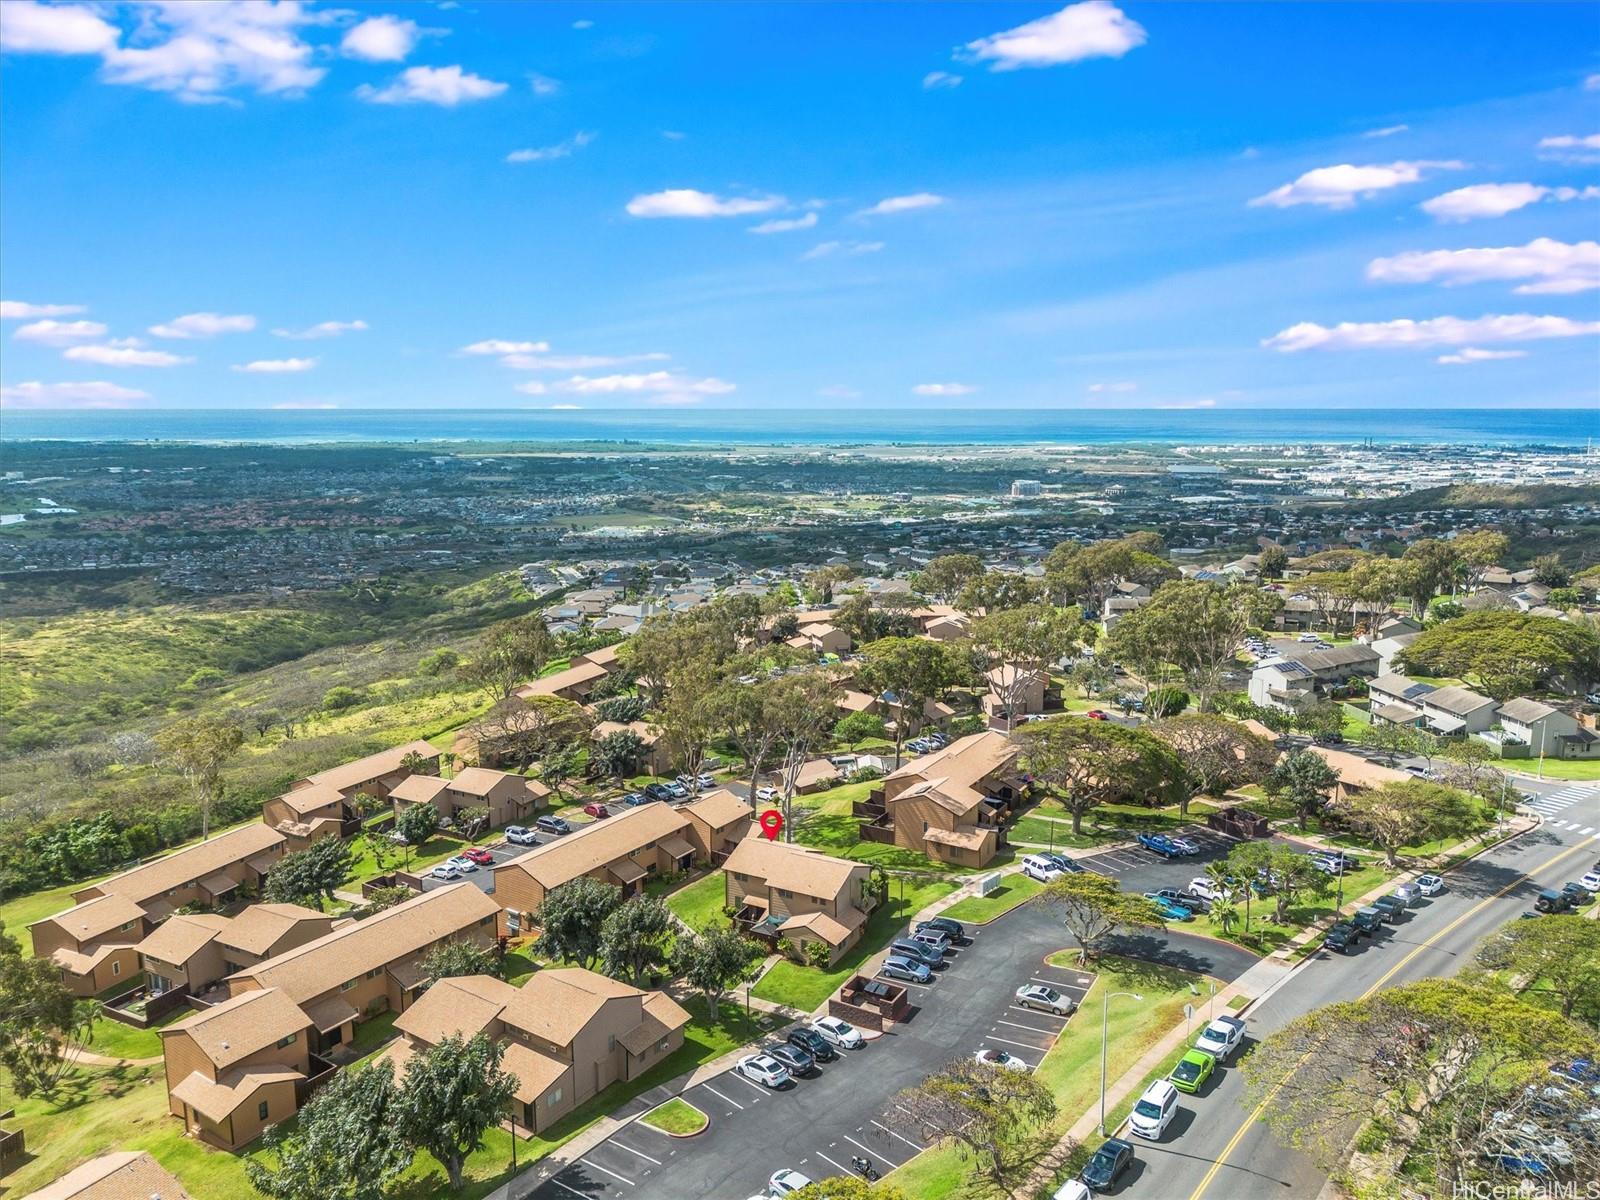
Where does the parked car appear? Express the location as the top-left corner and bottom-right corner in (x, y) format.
(1129, 1079), (1180, 1139)
(880, 955), (931, 984)
(1194, 1015), (1246, 1062)
(1415, 874), (1444, 896)
(1188, 876), (1226, 901)
(1086, 710), (1109, 720)
(737, 1054), (791, 1089)
(810, 1016), (864, 1049)
(1144, 893), (1194, 921)
(1352, 906), (1386, 935)
(504, 825), (538, 846)
(463, 847), (494, 866)
(890, 938), (944, 967)
(1015, 984), (1075, 1016)
(1022, 854), (1066, 883)
(582, 802), (610, 820)
(1535, 889), (1575, 914)
(1152, 887), (1209, 914)
(446, 855), (478, 873)
(1169, 1048), (1216, 1094)
(1136, 833), (1182, 859)
(1040, 852), (1084, 875)
(666, 782), (689, 800)
(910, 930), (952, 955)
(765, 1043), (816, 1077)
(1394, 882), (1422, 906)
(975, 1048), (1031, 1072)
(1078, 1138), (1134, 1192)
(621, 792), (649, 807)
(1372, 896), (1409, 923)
(916, 916), (967, 942)
(756, 785), (780, 802)
(1168, 836), (1201, 856)
(697, 772), (717, 790)
(768, 1169), (813, 1195)
(535, 814), (570, 835)
(1323, 922), (1360, 954)
(1580, 871), (1600, 892)
(429, 863), (462, 881)
(1561, 881), (1594, 905)
(787, 1027), (837, 1062)
(643, 783), (674, 802)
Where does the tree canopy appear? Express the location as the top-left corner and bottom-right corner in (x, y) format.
(1043, 871), (1167, 963)
(1149, 714), (1277, 814)
(535, 876), (623, 967)
(1329, 779), (1479, 867)
(1398, 610), (1600, 699)
(1015, 717), (1186, 834)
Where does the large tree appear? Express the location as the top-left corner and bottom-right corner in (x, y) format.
(956, 570), (1045, 614)
(893, 1059), (1057, 1192)
(248, 1058), (412, 1200)
(858, 637), (971, 767)
(1399, 539), (1463, 614)
(1473, 917), (1600, 1020)
(464, 615), (558, 701)
(0, 932), (93, 1099)
(1262, 748), (1340, 832)
(1399, 610), (1600, 700)
(422, 940), (500, 982)
(535, 877), (622, 967)
(467, 695), (592, 771)
(599, 896), (674, 986)
(263, 836), (355, 911)
(1044, 532), (1177, 614)
(655, 661), (724, 789)
(1015, 717), (1186, 834)
(968, 604), (1091, 733)
(1453, 530), (1510, 592)
(1043, 872), (1167, 964)
(1329, 779), (1479, 867)
(1105, 580), (1266, 712)
(911, 553), (985, 602)
(670, 923), (753, 1020)
(397, 1033), (519, 1190)
(1149, 714), (1278, 815)
(157, 714), (244, 840)
(1297, 572), (1359, 637)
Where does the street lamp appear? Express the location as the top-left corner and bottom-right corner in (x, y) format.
(1100, 990), (1144, 1135)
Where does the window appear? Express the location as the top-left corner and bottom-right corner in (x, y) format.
(258, 1100), (270, 1121)
(778, 889), (794, 899)
(657, 1037), (669, 1051)
(547, 1088), (563, 1106)
(111, 960), (122, 976)
(340, 979), (358, 992)
(607, 1034), (616, 1050)
(277, 1032), (297, 1048)
(119, 921), (134, 931)
(365, 967), (382, 980)
(479, 915), (495, 927)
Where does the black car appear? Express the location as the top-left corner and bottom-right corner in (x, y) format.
(1323, 922), (1359, 954)
(916, 916), (967, 942)
(786, 1027), (837, 1062)
(1372, 896), (1408, 923)
(1562, 882), (1594, 905)
(1314, 731), (1345, 745)
(765, 1042), (816, 1076)
(1351, 906), (1385, 935)
(1535, 888), (1575, 914)
(643, 782), (674, 802)
(1079, 1137), (1134, 1191)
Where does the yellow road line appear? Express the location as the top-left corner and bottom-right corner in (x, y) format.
(1186, 837), (1592, 1200)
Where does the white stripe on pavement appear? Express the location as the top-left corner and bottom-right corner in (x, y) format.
(609, 1141), (662, 1165)
(987, 1035), (1048, 1051)
(547, 1177), (593, 1200)
(996, 1017), (1059, 1034)
(815, 1150), (851, 1175)
(580, 1160), (635, 1187)
(701, 1084), (743, 1110)
(873, 1119), (925, 1151)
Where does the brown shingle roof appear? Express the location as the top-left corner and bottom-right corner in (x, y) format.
(1307, 747), (1411, 791)
(722, 839), (862, 902)
(682, 789), (754, 830)
(517, 660), (608, 699)
(163, 988), (310, 1071)
(171, 1065), (304, 1124)
(88, 824), (285, 908)
(777, 910), (853, 946)
(33, 893), (147, 944)
(388, 775), (451, 805)
(493, 804), (691, 893)
(230, 884), (499, 1005)
(619, 990), (692, 1055)
(27, 1150), (195, 1200)
(885, 731), (1018, 795)
(215, 903), (332, 958)
(271, 781), (347, 816)
(504, 967), (640, 1045)
(503, 1041), (571, 1104)
(446, 767), (520, 796)
(393, 976), (513, 1044)
(133, 913), (229, 966)
(305, 739), (438, 793)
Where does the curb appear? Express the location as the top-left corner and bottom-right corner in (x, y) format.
(638, 1098), (710, 1139)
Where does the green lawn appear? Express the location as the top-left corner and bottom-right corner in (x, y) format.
(752, 877), (959, 1011)
(889, 955), (1215, 1200)
(663, 872), (728, 931)
(85, 1010), (186, 1060)
(344, 831), (463, 885)
(942, 875), (1045, 923)
(1505, 758), (1600, 781)
(639, 1096), (708, 1135)
(791, 783), (997, 874)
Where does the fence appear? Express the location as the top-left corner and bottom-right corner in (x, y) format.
(0, 1113), (22, 1175)
(101, 981), (193, 1028)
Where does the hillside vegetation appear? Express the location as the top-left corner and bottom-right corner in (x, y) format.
(1357, 483), (1600, 514)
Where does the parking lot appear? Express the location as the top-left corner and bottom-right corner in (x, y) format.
(416, 816), (598, 894)
(514, 904), (1247, 1200)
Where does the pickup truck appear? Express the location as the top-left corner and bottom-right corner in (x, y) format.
(1535, 888), (1575, 914)
(1152, 888), (1210, 914)
(1323, 922), (1360, 954)
(1135, 833), (1183, 859)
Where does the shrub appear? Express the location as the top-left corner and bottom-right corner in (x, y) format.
(322, 686), (365, 712)
(804, 940), (832, 967)
(848, 765), (884, 782)
(417, 648), (462, 676)
(1147, 686), (1191, 717)
(833, 712), (886, 744)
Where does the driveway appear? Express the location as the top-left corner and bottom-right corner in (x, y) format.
(510, 903), (1256, 1200)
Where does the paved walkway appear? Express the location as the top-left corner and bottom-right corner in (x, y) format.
(63, 1046), (163, 1069)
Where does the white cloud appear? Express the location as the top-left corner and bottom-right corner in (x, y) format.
(506, 131), (596, 163)
(514, 381), (548, 395)
(1537, 133), (1600, 163)
(922, 71), (962, 90)
(461, 339), (549, 356)
(572, 20), (594, 30)
(1, 300), (87, 319)
(500, 352), (669, 370)
(963, 1), (1147, 70)
(0, 1), (116, 54)
(0, 379), (149, 408)
(272, 319), (368, 339)
(63, 341), (194, 367)
(528, 73), (560, 96)
(553, 371), (735, 396)
(1436, 347), (1528, 365)
(1250, 161), (1464, 209)
(358, 65), (507, 106)
(341, 15), (419, 62)
(1587, 74), (1600, 91)
(912, 382), (976, 396)
(232, 357), (317, 373)
(1420, 182), (1600, 222)
(817, 385), (861, 399)
(1366, 239), (1600, 296)
(100, 1), (326, 103)
(271, 400), (338, 409)
(661, 130), (686, 141)
(1263, 313), (1600, 352)
(748, 212), (818, 234)
(625, 189), (785, 218)
(1362, 124), (1409, 138)
(802, 240), (885, 260)
(149, 311), (255, 339)
(1087, 381), (1138, 393)
(858, 192), (946, 217)
(14, 319), (107, 345)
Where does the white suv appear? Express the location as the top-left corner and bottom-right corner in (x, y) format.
(1021, 854), (1064, 883)
(1129, 1079), (1179, 1140)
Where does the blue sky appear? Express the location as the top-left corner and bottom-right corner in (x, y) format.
(1, 1), (1597, 412)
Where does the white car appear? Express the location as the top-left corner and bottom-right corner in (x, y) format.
(1580, 871), (1600, 892)
(975, 1048), (1031, 1072)
(1194, 1016), (1246, 1062)
(769, 1169), (814, 1196)
(428, 863), (461, 881)
(503, 825), (538, 846)
(1021, 854), (1065, 883)
(1052, 1182), (1092, 1200)
(737, 1054), (791, 1089)
(1188, 877), (1225, 901)
(446, 855), (478, 873)
(1129, 1079), (1180, 1140)
(1015, 984), (1074, 1016)
(1415, 874), (1444, 897)
(810, 1016), (863, 1050)
(755, 785), (780, 802)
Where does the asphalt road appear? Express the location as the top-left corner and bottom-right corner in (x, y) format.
(512, 904), (1258, 1200)
(1114, 793), (1600, 1200)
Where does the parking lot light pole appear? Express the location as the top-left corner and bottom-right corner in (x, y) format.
(1100, 991), (1144, 1135)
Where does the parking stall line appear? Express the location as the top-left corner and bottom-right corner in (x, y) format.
(700, 1084), (743, 1110)
(546, 1176), (595, 1200)
(815, 1150), (851, 1175)
(609, 1141), (662, 1165)
(580, 1160), (635, 1187)
(1010, 1004), (1068, 1020)
(987, 1034), (1049, 1052)
(729, 1073), (770, 1095)
(1028, 977), (1074, 990)
(873, 1119), (927, 1152)
(996, 1017), (1058, 1034)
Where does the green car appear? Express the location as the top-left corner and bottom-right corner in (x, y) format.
(1169, 1048), (1215, 1094)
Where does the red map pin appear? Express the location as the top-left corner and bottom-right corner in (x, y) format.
(759, 809), (784, 841)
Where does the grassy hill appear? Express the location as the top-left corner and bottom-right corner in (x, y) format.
(1355, 483), (1600, 514)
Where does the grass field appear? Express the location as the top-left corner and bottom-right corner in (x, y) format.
(663, 872), (728, 931)
(941, 874), (1045, 923)
(752, 877), (958, 1011)
(1505, 758), (1600, 781)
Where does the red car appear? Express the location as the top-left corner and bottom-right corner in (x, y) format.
(1086, 710), (1108, 720)
(583, 803), (611, 819)
(463, 847), (494, 866)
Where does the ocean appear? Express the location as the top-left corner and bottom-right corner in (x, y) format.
(1, 407), (1597, 447)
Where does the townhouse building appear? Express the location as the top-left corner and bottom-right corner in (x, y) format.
(723, 839), (877, 965)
